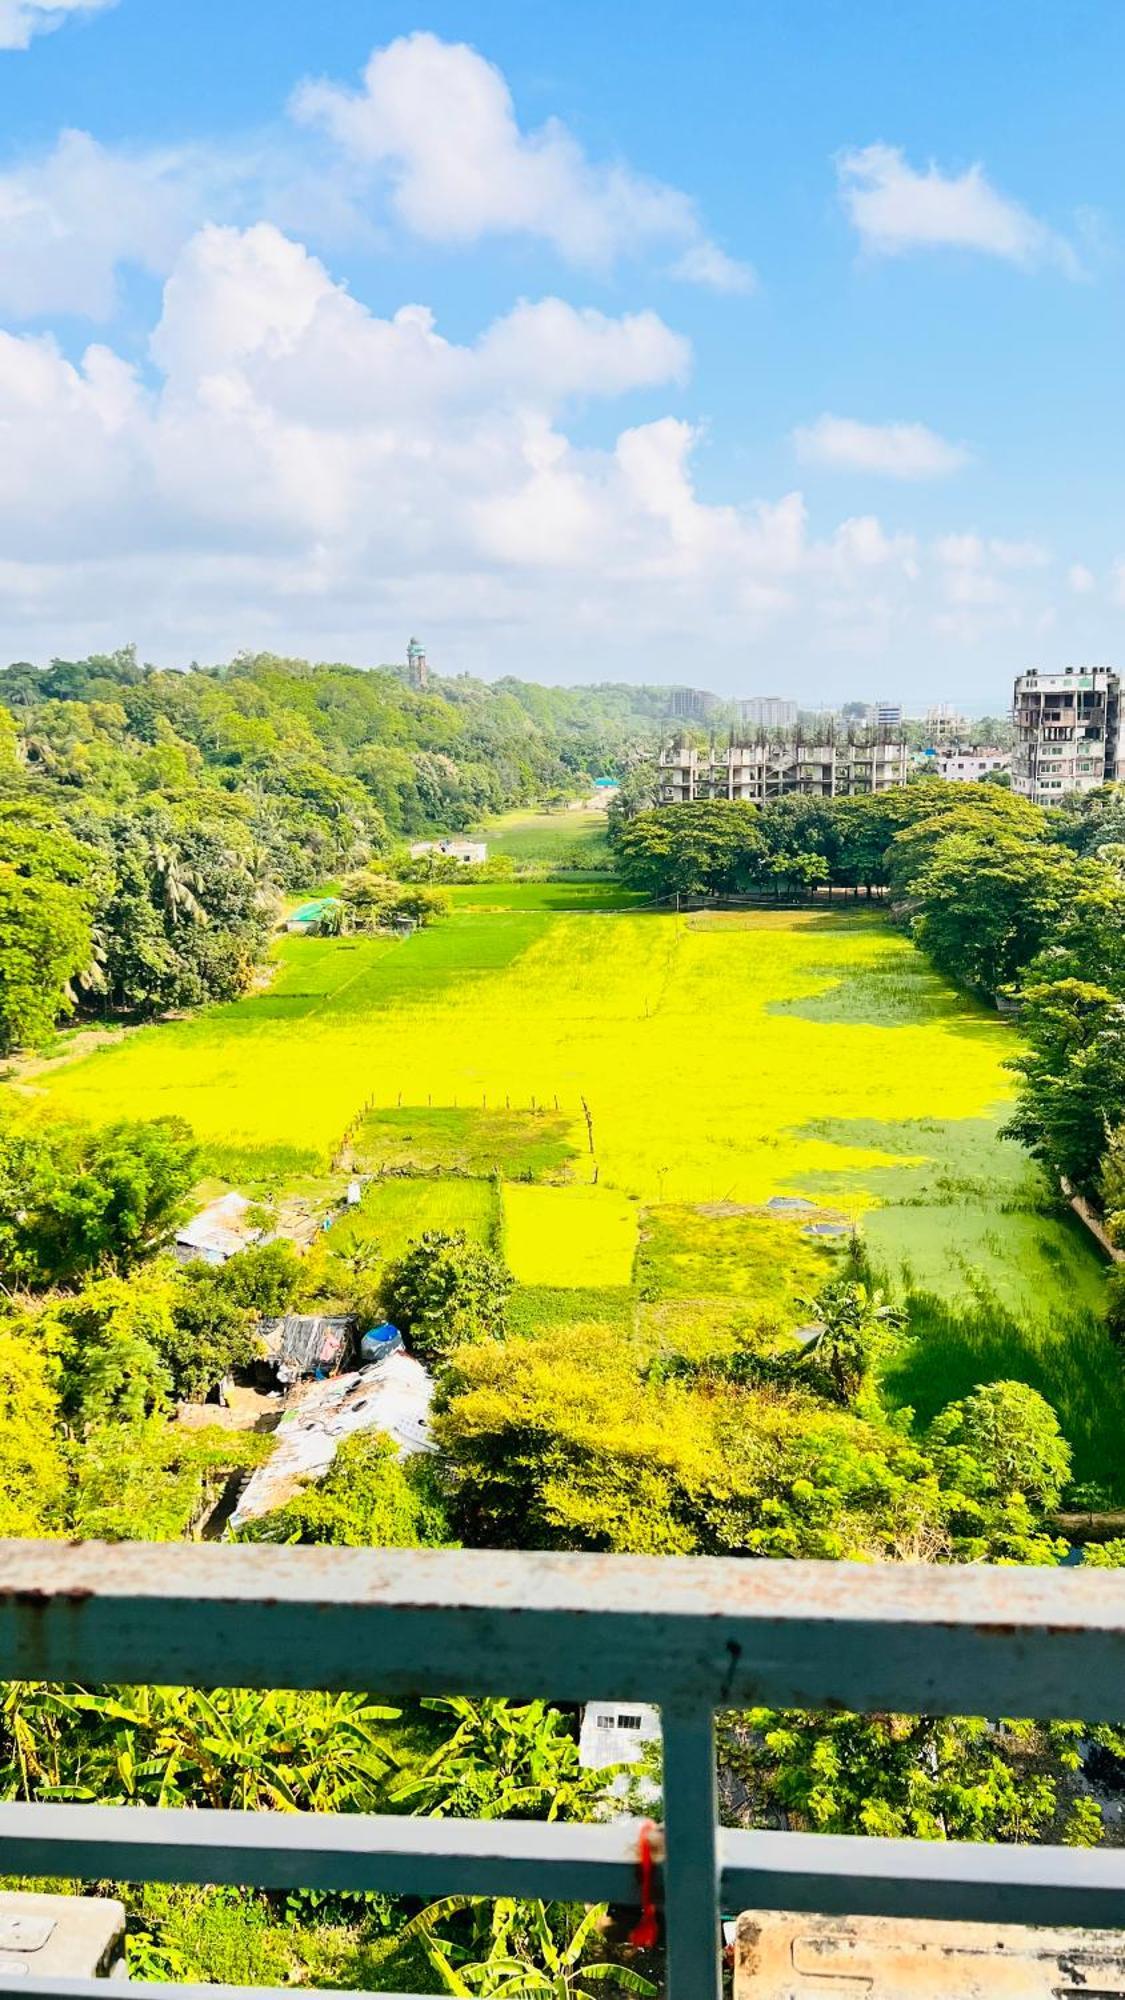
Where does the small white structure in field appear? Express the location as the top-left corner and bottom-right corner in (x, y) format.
(409, 839), (487, 865)
(346, 1179), (362, 1207)
(228, 1350), (434, 1532)
(175, 1192), (264, 1266)
(578, 1702), (661, 1772)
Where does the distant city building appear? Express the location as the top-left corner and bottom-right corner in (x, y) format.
(406, 636), (428, 690)
(657, 737), (909, 803)
(924, 704), (972, 745)
(739, 696), (799, 731)
(1013, 666), (1125, 803)
(875, 700), (902, 728)
(668, 686), (719, 721)
(928, 747), (1011, 783)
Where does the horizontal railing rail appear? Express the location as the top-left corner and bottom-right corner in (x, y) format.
(2, 1541), (1125, 1998)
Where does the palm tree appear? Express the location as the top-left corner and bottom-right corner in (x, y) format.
(797, 1278), (905, 1404)
(403, 1897), (656, 1998)
(146, 835), (207, 926)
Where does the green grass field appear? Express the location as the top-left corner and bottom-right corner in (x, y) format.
(469, 806), (612, 870)
(22, 902), (1122, 1483)
(330, 1176), (500, 1265)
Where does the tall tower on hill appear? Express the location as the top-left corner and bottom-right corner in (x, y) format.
(407, 637), (428, 690)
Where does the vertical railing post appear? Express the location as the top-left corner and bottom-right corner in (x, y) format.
(661, 1707), (721, 2000)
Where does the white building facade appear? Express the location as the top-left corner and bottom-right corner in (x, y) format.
(930, 747), (1011, 783)
(1012, 667), (1125, 804)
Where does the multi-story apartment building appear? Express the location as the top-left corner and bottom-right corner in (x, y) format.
(739, 695), (798, 731)
(657, 737), (909, 803)
(1012, 666), (1125, 803)
(668, 686), (720, 722)
(925, 703), (972, 745)
(875, 700), (903, 728)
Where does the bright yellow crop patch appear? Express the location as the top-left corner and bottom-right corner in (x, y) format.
(502, 1184), (640, 1287)
(26, 908), (1018, 1211)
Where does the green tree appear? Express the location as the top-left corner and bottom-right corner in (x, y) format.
(48, 1271), (176, 1428)
(719, 1707), (1066, 1843)
(383, 1230), (513, 1366)
(168, 1271), (264, 1403)
(0, 1114), (198, 1285)
(237, 1432), (448, 1549)
(0, 805), (97, 1051)
(0, 1326), (66, 1536)
(928, 1380), (1072, 1511)
(907, 828), (1079, 998)
(614, 801), (762, 899)
(393, 1698), (608, 1822)
(1004, 979), (1125, 1199)
(0, 1683), (400, 1812)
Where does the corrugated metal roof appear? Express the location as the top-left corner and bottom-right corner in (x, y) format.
(175, 1192), (258, 1262)
(228, 1351), (435, 1531)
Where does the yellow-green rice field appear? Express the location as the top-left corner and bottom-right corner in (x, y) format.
(21, 899), (1106, 1320)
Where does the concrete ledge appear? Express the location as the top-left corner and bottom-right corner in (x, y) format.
(735, 1908), (1125, 1995)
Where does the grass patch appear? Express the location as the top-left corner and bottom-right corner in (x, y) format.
(771, 947), (975, 1028)
(864, 1204), (1108, 1320)
(637, 1204), (845, 1319)
(352, 1105), (582, 1181)
(507, 1284), (636, 1335)
(502, 1185), (640, 1287)
(471, 807), (612, 869)
(882, 1290), (1125, 1497)
(332, 1176), (500, 1264)
(444, 881), (644, 910)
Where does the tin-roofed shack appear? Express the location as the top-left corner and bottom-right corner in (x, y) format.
(227, 1350), (434, 1532)
(174, 1192), (266, 1267)
(258, 1314), (356, 1390)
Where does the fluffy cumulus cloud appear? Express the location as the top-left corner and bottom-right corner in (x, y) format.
(837, 143), (1078, 273)
(0, 219), (1075, 681)
(794, 414), (969, 479)
(0, 0), (111, 49)
(293, 32), (753, 290)
(0, 130), (202, 318)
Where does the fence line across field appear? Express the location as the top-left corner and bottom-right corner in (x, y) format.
(2, 1544), (1125, 1999)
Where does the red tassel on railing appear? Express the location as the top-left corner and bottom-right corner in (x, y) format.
(629, 1819), (660, 1948)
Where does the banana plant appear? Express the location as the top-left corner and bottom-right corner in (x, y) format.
(403, 1896), (657, 1998)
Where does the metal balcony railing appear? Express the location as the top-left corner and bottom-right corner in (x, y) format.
(2, 1543), (1125, 2000)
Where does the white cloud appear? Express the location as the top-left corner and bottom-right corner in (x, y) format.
(1068, 562), (1095, 594)
(837, 143), (1078, 273)
(0, 130), (199, 318)
(0, 0), (112, 49)
(0, 220), (1070, 689)
(293, 31), (753, 290)
(795, 413), (969, 479)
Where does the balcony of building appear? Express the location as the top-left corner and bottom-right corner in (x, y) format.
(2, 1543), (1125, 2000)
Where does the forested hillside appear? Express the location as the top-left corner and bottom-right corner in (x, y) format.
(0, 647), (663, 1047)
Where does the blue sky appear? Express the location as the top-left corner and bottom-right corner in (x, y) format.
(1, 0), (1123, 706)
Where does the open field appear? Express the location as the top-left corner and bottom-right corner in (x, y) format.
(469, 805), (612, 870)
(443, 881), (643, 911)
(22, 904), (1121, 1483)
